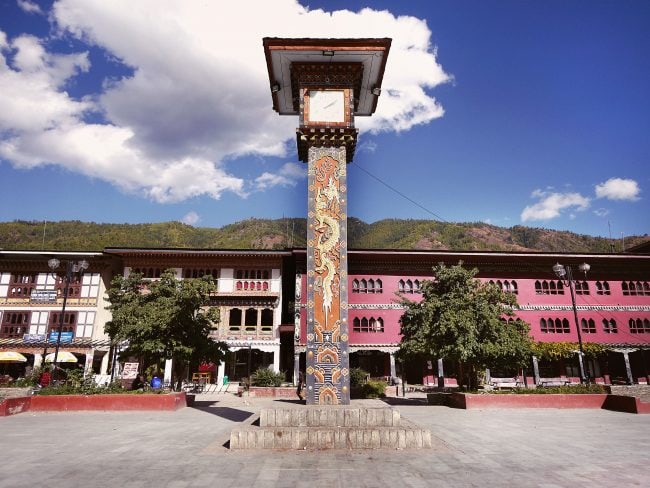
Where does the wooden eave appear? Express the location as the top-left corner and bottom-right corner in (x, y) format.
(263, 37), (391, 116)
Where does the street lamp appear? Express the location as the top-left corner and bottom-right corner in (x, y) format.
(246, 337), (253, 396)
(552, 262), (590, 384)
(48, 258), (89, 384)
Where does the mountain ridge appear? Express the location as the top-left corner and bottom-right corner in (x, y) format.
(0, 218), (646, 253)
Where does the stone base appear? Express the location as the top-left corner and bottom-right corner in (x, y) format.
(230, 407), (431, 450)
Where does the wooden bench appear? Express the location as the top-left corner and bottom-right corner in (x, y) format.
(539, 378), (570, 387)
(489, 377), (523, 389)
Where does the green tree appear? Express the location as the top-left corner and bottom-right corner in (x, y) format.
(398, 263), (533, 389)
(106, 269), (227, 389)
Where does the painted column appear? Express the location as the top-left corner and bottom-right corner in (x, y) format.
(100, 351), (109, 375)
(437, 358), (445, 388)
(217, 360), (225, 386)
(164, 358), (173, 386)
(34, 353), (43, 370)
(532, 355), (540, 385)
(305, 146), (350, 405)
(272, 346), (280, 373)
(389, 352), (397, 379)
(623, 351), (634, 385)
(293, 351), (301, 386)
(84, 349), (94, 376)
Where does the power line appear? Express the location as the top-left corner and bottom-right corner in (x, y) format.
(352, 163), (449, 223)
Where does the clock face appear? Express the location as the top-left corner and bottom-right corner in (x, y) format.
(308, 90), (345, 123)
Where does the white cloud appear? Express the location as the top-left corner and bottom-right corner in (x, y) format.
(17, 0), (43, 15)
(254, 162), (305, 191)
(594, 208), (610, 217)
(595, 177), (640, 201)
(358, 140), (378, 154)
(521, 189), (590, 222)
(181, 211), (200, 226)
(0, 1), (450, 203)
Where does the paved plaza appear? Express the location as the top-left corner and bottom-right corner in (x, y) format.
(1, 393), (648, 488)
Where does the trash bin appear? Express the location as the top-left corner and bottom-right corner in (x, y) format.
(223, 375), (229, 385)
(150, 376), (162, 389)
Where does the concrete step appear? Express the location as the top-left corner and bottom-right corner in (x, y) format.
(260, 407), (400, 428)
(230, 419), (431, 450)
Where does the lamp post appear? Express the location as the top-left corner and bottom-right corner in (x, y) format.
(47, 258), (89, 384)
(246, 337), (253, 396)
(552, 262), (590, 384)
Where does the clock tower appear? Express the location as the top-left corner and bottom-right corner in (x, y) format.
(263, 38), (391, 405)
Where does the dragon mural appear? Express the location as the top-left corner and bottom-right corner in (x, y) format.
(306, 148), (350, 404)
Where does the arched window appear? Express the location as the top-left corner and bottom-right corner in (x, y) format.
(603, 319), (617, 334)
(370, 317), (384, 332)
(360, 279), (367, 293)
(376, 279), (383, 293)
(622, 282), (629, 295)
(414, 280), (421, 293)
(557, 281), (564, 294)
(644, 282), (650, 296)
(260, 308), (273, 333)
(361, 317), (368, 330)
(353, 317), (361, 331)
(535, 281), (542, 294)
(562, 318), (570, 333)
(549, 281), (556, 294)
(511, 281), (518, 294)
(245, 308), (257, 331)
(540, 318), (548, 333)
(398, 280), (405, 293)
(405, 280), (413, 293)
(229, 308), (242, 330)
(352, 279), (359, 293)
(367, 279), (375, 293)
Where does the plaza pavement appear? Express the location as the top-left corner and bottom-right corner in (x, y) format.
(0, 392), (648, 488)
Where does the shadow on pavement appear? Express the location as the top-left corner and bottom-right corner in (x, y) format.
(191, 402), (255, 422)
(381, 397), (430, 406)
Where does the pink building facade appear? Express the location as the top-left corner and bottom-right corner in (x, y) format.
(291, 249), (650, 387)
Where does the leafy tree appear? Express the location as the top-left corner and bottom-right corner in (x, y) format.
(106, 269), (227, 389)
(532, 341), (605, 360)
(398, 263), (533, 389)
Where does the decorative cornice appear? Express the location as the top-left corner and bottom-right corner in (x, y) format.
(296, 127), (358, 163)
(349, 345), (399, 353)
(517, 305), (650, 312)
(298, 303), (405, 310)
(349, 303), (405, 310)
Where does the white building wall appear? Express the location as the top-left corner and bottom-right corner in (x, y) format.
(219, 268), (234, 292)
(0, 272), (9, 297)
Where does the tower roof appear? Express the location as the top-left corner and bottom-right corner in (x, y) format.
(262, 38), (391, 116)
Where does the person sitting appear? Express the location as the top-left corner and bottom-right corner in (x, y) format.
(39, 370), (51, 387)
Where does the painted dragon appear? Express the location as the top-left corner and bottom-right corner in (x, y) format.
(314, 176), (340, 329)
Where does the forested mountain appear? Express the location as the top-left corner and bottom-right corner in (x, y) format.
(0, 218), (646, 253)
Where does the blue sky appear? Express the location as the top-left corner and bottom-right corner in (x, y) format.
(0, 0), (648, 238)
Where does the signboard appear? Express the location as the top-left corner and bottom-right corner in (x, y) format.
(30, 290), (58, 303)
(122, 362), (139, 380)
(49, 331), (73, 344)
(23, 333), (47, 343)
